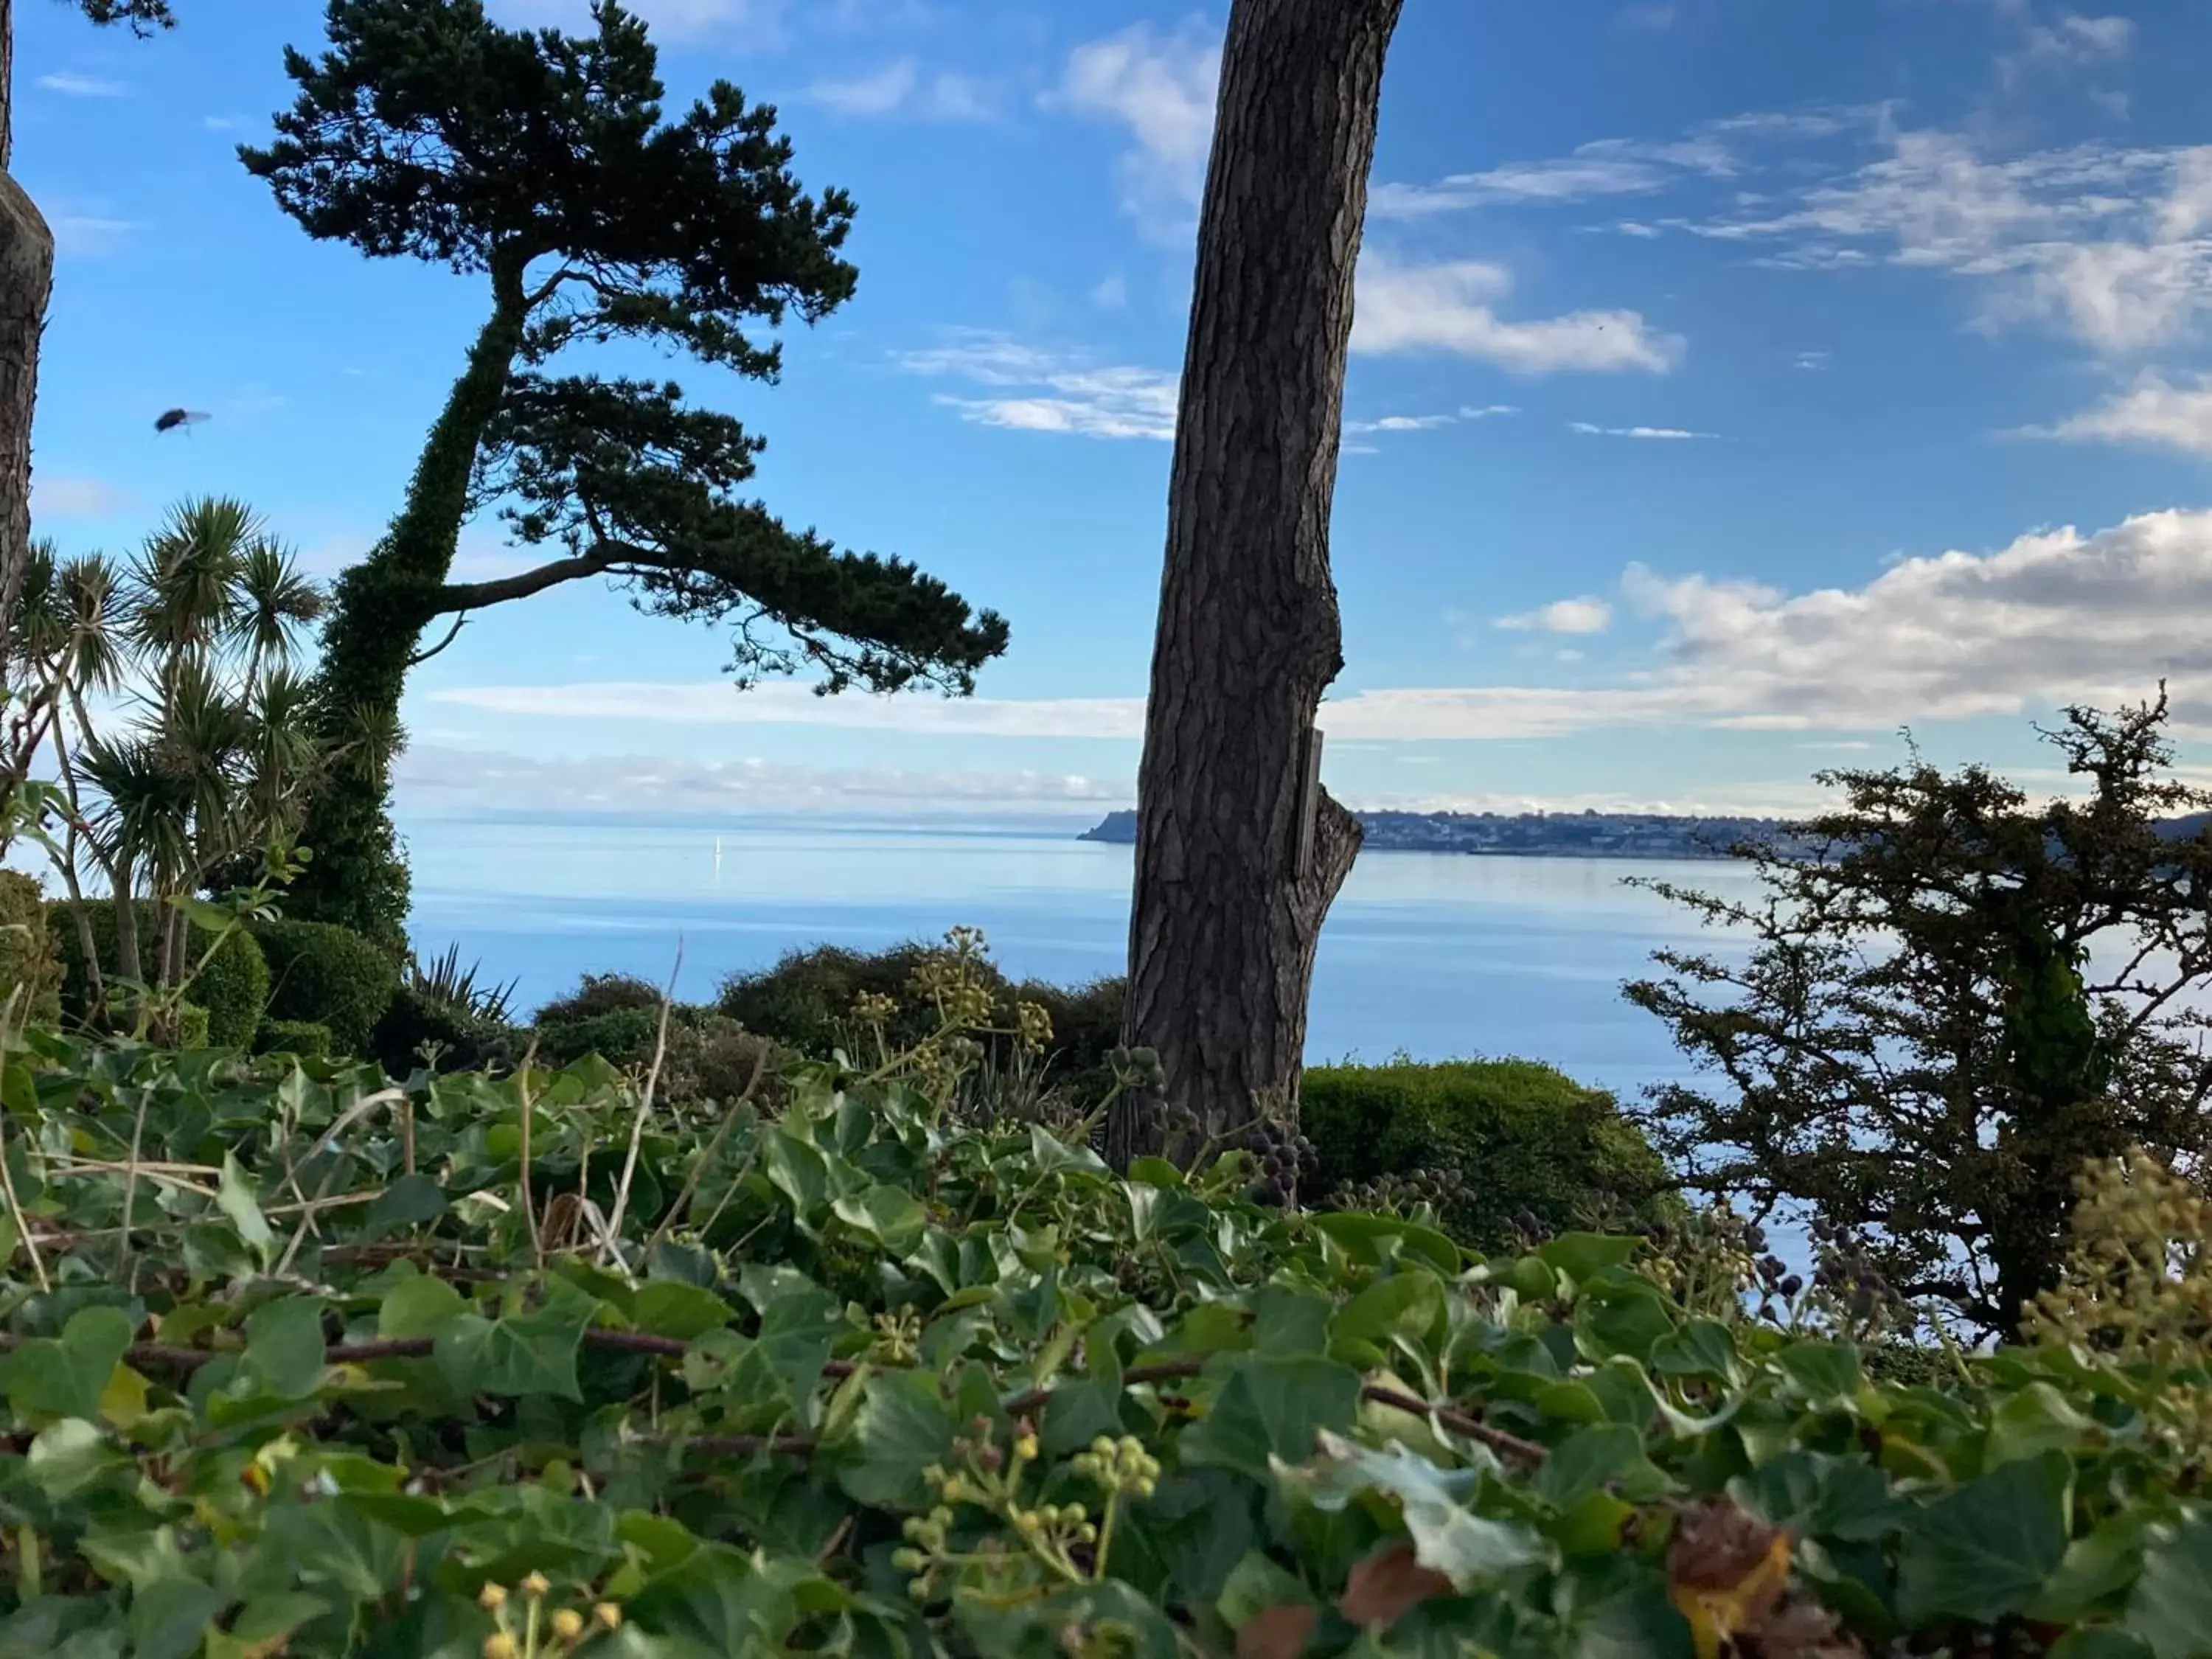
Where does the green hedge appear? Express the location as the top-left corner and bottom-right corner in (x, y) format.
(1302, 1055), (1677, 1250)
(0, 874), (61, 1025)
(254, 919), (399, 1060)
(254, 1018), (333, 1060)
(50, 899), (269, 1047)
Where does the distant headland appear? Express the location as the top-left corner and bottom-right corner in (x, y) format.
(1077, 808), (1795, 860)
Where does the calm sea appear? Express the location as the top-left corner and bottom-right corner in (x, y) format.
(403, 818), (1761, 1103)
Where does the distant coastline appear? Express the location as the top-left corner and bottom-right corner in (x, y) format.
(1077, 808), (1795, 860)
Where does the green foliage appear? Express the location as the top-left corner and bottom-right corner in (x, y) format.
(252, 918), (399, 1060)
(248, 0), (1006, 941)
(49, 898), (269, 1047)
(172, 999), (209, 1048)
(0, 874), (62, 1023)
(372, 981), (518, 1079)
(527, 978), (789, 1110)
(253, 1018), (331, 1060)
(717, 938), (1124, 1107)
(1627, 694), (2212, 1335)
(406, 942), (518, 1026)
(1302, 1055), (1677, 1251)
(0, 1026), (2200, 1657)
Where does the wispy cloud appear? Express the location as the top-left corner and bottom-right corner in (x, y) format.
(1345, 406), (1516, 435)
(896, 333), (1178, 440)
(32, 476), (133, 520)
(2030, 375), (2212, 456)
(1372, 108), (1872, 219)
(806, 58), (994, 120)
(1568, 422), (1715, 439)
(439, 511), (2212, 747)
(1051, 18), (1220, 241)
(490, 0), (787, 42)
(1352, 257), (1683, 374)
(395, 746), (1127, 819)
(432, 681), (1149, 739)
(1795, 350), (1832, 370)
(36, 72), (126, 97)
(48, 214), (139, 256)
(1497, 597), (1613, 635)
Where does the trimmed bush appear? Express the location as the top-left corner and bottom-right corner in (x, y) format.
(533, 972), (663, 1026)
(534, 1004), (661, 1069)
(50, 900), (270, 1047)
(1301, 1056), (1678, 1251)
(173, 1001), (211, 1050)
(0, 874), (62, 1025)
(254, 1018), (333, 1060)
(254, 919), (400, 1060)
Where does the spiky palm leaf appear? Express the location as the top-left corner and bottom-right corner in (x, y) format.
(55, 555), (128, 696)
(130, 497), (257, 675)
(233, 537), (324, 667)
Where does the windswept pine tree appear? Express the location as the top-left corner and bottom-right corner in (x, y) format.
(240, 0), (1008, 945)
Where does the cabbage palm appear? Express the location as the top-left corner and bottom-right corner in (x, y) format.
(10, 497), (328, 1016)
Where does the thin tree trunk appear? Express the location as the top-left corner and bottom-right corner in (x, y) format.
(0, 136), (51, 696)
(1109, 0), (1399, 1169)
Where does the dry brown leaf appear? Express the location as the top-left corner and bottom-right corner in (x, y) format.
(1339, 1540), (1453, 1629)
(1235, 1603), (1318, 1659)
(1668, 1498), (1795, 1659)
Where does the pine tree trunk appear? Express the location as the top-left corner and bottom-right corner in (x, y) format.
(0, 0), (53, 690)
(1109, 0), (1399, 1168)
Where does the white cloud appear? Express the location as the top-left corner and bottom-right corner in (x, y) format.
(1795, 349), (1832, 370)
(1462, 403), (1520, 419)
(1352, 257), (1683, 374)
(431, 680), (1148, 739)
(31, 476), (133, 520)
(439, 511), (2212, 745)
(36, 73), (125, 97)
(490, 0), (785, 41)
(1051, 18), (1220, 240)
(806, 58), (993, 120)
(1372, 108), (1874, 220)
(1683, 130), (2212, 354)
(1568, 422), (1714, 439)
(1091, 274), (1130, 310)
(2033, 375), (2212, 456)
(394, 745), (1127, 819)
(897, 333), (1178, 440)
(45, 209), (138, 256)
(1498, 597), (1613, 635)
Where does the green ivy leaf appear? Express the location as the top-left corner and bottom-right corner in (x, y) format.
(1027, 1123), (1107, 1178)
(1329, 1272), (1444, 1361)
(762, 1127), (831, 1223)
(1775, 1341), (1864, 1410)
(2126, 1517), (2212, 1659)
(835, 1369), (957, 1510)
(215, 1153), (275, 1267)
(1, 1306), (133, 1421)
(1537, 1234), (1641, 1284)
(1648, 1319), (1741, 1385)
(241, 1297), (327, 1399)
(1986, 1381), (2099, 1470)
(434, 1286), (593, 1402)
(632, 1282), (734, 1343)
(1179, 1355), (1361, 1483)
(830, 1184), (925, 1256)
(1534, 1425), (1671, 1509)
(1896, 1449), (2071, 1627)
(375, 1273), (466, 1341)
(128, 1579), (228, 1659)
(1285, 1432), (1551, 1590)
(361, 1175), (448, 1242)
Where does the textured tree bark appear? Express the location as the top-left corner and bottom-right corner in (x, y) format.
(0, 0), (52, 690)
(1110, 0), (1400, 1168)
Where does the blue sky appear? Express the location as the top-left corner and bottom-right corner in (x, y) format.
(17, 0), (2212, 826)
